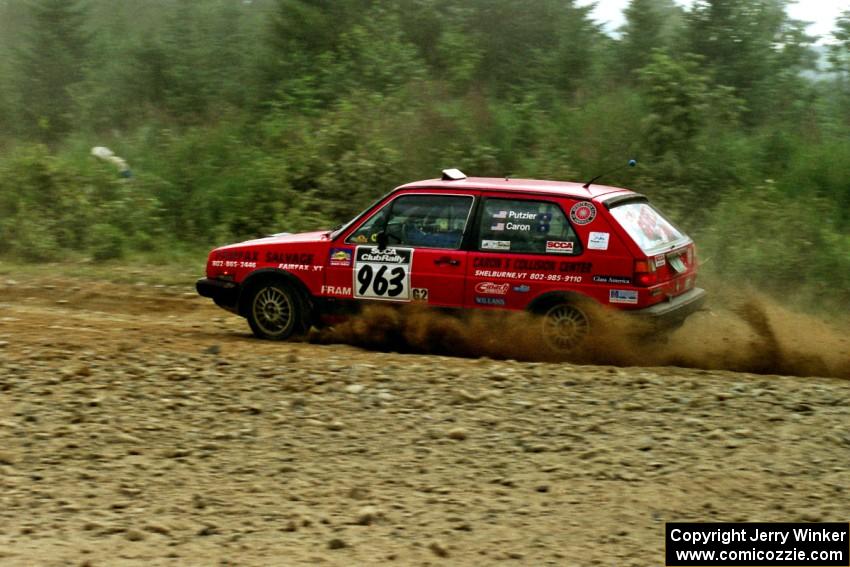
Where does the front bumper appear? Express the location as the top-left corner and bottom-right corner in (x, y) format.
(196, 278), (239, 310)
(633, 287), (707, 328)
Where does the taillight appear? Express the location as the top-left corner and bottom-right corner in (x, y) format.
(634, 258), (658, 287)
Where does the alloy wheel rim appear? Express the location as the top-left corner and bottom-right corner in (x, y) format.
(253, 286), (293, 336)
(542, 304), (589, 350)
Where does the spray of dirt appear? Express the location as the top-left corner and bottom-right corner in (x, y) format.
(312, 289), (850, 379)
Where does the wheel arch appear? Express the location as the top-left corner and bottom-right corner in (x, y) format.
(526, 290), (595, 315)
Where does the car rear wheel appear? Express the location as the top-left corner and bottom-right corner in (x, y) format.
(541, 302), (590, 352)
(245, 281), (304, 340)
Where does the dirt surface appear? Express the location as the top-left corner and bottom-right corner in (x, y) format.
(1, 274), (849, 566)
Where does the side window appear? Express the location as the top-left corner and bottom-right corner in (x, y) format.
(348, 203), (390, 244)
(347, 194), (473, 249)
(477, 198), (581, 255)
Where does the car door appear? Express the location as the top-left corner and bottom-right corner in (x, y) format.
(466, 194), (587, 309)
(328, 191), (476, 308)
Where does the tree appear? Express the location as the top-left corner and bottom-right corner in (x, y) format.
(684, 0), (815, 122)
(618, 0), (684, 80)
(14, 0), (89, 141)
(829, 10), (850, 81)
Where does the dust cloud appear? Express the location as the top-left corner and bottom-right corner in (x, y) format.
(312, 290), (850, 379)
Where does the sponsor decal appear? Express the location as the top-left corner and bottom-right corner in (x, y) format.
(569, 201), (597, 225)
(474, 257), (502, 268)
(593, 275), (632, 284)
(559, 261), (593, 273)
(481, 239), (511, 251)
(214, 249), (259, 262)
(475, 282), (510, 295)
(490, 222), (505, 231)
(587, 232), (610, 251)
(609, 289), (638, 305)
(655, 254), (666, 268)
(512, 284), (531, 293)
(321, 285), (352, 296)
(545, 241), (574, 254)
(412, 288), (429, 302)
(353, 246), (413, 300)
(515, 259), (556, 271)
(266, 251), (314, 265)
(329, 247), (353, 267)
(475, 296), (506, 306)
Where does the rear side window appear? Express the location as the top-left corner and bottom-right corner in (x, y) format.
(476, 198), (581, 255)
(609, 202), (685, 253)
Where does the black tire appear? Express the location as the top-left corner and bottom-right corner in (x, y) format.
(540, 302), (591, 353)
(244, 281), (305, 340)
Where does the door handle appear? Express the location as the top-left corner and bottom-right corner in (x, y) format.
(434, 256), (460, 266)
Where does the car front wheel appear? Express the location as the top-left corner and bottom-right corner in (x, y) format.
(245, 282), (304, 340)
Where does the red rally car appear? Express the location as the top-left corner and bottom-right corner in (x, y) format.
(197, 169), (706, 351)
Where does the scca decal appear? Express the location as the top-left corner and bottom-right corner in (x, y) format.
(545, 241), (574, 254)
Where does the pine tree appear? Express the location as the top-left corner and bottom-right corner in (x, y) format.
(618, 0), (684, 79)
(15, 0), (89, 141)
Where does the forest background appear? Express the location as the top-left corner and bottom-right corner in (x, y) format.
(1, 0), (849, 310)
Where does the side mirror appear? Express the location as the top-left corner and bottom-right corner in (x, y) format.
(376, 232), (389, 251)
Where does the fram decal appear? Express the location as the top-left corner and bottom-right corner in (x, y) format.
(609, 289), (638, 304)
(587, 232), (610, 250)
(329, 247), (353, 267)
(545, 241), (574, 254)
(569, 201), (596, 225)
(321, 285), (352, 296)
(475, 282), (510, 295)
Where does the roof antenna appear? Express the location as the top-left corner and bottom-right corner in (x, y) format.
(583, 159), (637, 190)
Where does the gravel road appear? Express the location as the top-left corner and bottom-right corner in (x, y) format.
(0, 276), (848, 566)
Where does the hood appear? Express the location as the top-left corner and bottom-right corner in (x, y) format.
(215, 230), (330, 251)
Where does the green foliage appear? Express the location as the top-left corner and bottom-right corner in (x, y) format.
(0, 0), (848, 311)
(13, 0), (89, 141)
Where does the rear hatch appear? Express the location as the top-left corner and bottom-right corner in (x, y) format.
(607, 198), (697, 300)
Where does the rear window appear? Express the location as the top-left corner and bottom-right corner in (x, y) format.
(609, 202), (685, 253)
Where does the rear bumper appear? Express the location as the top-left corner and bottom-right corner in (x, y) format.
(196, 278), (239, 310)
(633, 287), (707, 327)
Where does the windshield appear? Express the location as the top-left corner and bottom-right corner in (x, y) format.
(609, 201), (686, 253)
(329, 193), (391, 240)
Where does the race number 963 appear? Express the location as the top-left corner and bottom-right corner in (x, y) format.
(357, 264), (405, 297)
(353, 246), (413, 300)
